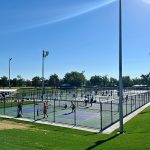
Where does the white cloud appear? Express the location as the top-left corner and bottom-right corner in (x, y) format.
(16, 0), (116, 31)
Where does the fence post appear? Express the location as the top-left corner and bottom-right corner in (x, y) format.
(74, 99), (76, 126)
(147, 92), (148, 103)
(3, 95), (5, 115)
(126, 97), (127, 115)
(11, 92), (12, 107)
(145, 93), (147, 104)
(146, 92), (148, 103)
(131, 96), (132, 112)
(141, 93), (142, 106)
(100, 101), (103, 131)
(53, 99), (55, 122)
(135, 95), (137, 110)
(34, 98), (35, 121)
(142, 94), (144, 106)
(99, 98), (101, 131)
(144, 93), (145, 105)
(139, 94), (141, 108)
(111, 101), (113, 124)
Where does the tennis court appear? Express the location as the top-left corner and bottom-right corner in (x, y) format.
(0, 87), (149, 131)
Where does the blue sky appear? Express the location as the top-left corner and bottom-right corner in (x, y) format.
(0, 0), (150, 80)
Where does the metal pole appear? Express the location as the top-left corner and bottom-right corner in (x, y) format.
(139, 94), (141, 107)
(131, 96), (132, 112)
(119, 0), (124, 134)
(126, 97), (127, 115)
(33, 90), (36, 121)
(100, 102), (103, 131)
(111, 101), (113, 124)
(3, 94), (6, 115)
(135, 95), (137, 109)
(54, 99), (55, 122)
(42, 50), (45, 101)
(99, 98), (101, 131)
(74, 98), (76, 126)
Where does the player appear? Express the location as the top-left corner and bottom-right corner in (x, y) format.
(43, 102), (48, 118)
(90, 96), (94, 107)
(64, 103), (67, 109)
(111, 91), (113, 97)
(125, 95), (128, 102)
(71, 101), (76, 113)
(17, 101), (23, 118)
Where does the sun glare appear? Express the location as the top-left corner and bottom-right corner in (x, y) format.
(143, 0), (150, 4)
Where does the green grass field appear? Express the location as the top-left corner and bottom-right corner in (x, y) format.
(0, 106), (150, 150)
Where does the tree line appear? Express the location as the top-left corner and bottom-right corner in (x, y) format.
(0, 71), (149, 88)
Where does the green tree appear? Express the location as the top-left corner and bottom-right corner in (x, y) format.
(48, 74), (60, 87)
(122, 76), (132, 87)
(102, 75), (109, 87)
(141, 73), (150, 86)
(90, 75), (102, 86)
(63, 71), (85, 87)
(109, 77), (118, 87)
(12, 78), (18, 87)
(90, 75), (110, 86)
(0, 76), (8, 87)
(132, 77), (142, 86)
(26, 80), (32, 87)
(32, 76), (41, 87)
(17, 75), (25, 87)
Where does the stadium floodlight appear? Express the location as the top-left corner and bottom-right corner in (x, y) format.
(41, 50), (49, 101)
(119, 0), (124, 134)
(9, 58), (12, 89)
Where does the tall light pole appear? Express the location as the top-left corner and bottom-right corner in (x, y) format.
(119, 0), (124, 134)
(41, 50), (49, 101)
(9, 58), (12, 89)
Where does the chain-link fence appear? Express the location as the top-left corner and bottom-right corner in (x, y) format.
(0, 87), (149, 131)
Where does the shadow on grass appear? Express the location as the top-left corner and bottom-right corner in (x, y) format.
(139, 111), (150, 115)
(84, 132), (98, 136)
(127, 131), (149, 134)
(85, 134), (120, 150)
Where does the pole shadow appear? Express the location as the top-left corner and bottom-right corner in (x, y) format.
(85, 134), (120, 150)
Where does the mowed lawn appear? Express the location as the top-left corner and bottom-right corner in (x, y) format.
(0, 106), (150, 150)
